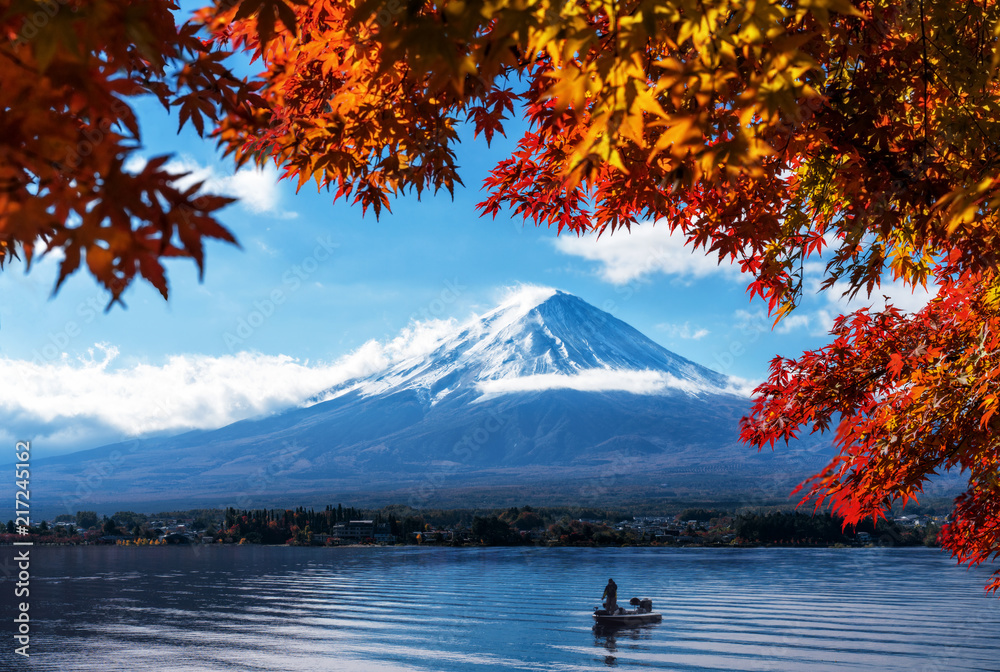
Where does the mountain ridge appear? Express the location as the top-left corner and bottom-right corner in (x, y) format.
(31, 287), (838, 515)
(318, 287), (745, 405)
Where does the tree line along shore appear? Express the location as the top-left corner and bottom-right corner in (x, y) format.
(2, 503), (946, 548)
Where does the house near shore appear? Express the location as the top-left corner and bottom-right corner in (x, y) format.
(331, 520), (394, 544)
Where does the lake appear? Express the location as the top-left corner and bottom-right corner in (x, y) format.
(9, 546), (1000, 671)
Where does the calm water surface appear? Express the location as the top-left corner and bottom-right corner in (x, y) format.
(12, 546), (1000, 671)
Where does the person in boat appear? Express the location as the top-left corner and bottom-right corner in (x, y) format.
(602, 578), (618, 614)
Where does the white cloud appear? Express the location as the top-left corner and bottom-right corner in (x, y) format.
(495, 285), (559, 314)
(802, 254), (938, 316)
(734, 270), (938, 338)
(0, 323), (458, 453)
(733, 308), (771, 330)
(125, 155), (295, 218)
(377, 318), (459, 363)
(32, 237), (64, 264)
(812, 309), (836, 335)
(775, 313), (811, 334)
(556, 222), (938, 318)
(827, 277), (938, 314)
(122, 155), (148, 173)
(657, 321), (710, 340)
(554, 224), (745, 285)
(734, 307), (813, 336)
(255, 240), (279, 256)
(734, 307), (834, 338)
(476, 369), (748, 398)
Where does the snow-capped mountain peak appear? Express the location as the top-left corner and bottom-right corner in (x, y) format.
(321, 286), (743, 404)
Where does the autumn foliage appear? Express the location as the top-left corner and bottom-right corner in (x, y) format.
(0, 0), (264, 304)
(3, 0), (1000, 589)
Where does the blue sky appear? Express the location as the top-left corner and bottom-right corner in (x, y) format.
(0, 13), (937, 456)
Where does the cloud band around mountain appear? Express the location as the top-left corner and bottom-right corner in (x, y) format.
(476, 369), (750, 398)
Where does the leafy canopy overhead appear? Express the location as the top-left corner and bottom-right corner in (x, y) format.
(0, 0), (263, 304)
(3, 0), (1000, 590)
(198, 0), (1000, 591)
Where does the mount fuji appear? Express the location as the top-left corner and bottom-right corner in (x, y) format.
(320, 286), (745, 404)
(34, 287), (836, 513)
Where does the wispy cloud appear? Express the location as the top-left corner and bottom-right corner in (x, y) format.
(775, 313), (811, 334)
(826, 277), (938, 314)
(556, 223), (938, 325)
(735, 307), (828, 337)
(732, 271), (938, 340)
(125, 155), (297, 219)
(554, 224), (744, 285)
(657, 321), (710, 340)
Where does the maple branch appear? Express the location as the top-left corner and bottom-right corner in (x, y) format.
(920, 0), (929, 147)
(922, 37), (1000, 156)
(0, 49), (33, 72)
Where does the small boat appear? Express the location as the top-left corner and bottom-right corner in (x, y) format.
(593, 597), (662, 626)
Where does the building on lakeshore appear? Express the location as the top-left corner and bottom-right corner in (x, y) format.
(332, 520), (394, 544)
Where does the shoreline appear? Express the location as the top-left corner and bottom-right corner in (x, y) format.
(3, 539), (938, 550)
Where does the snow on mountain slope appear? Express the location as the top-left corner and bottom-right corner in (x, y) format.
(320, 286), (747, 405)
(31, 286), (835, 512)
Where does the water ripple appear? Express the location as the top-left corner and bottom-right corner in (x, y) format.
(20, 546), (1000, 671)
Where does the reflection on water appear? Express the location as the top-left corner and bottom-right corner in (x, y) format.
(14, 546), (1000, 671)
(593, 623), (661, 667)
